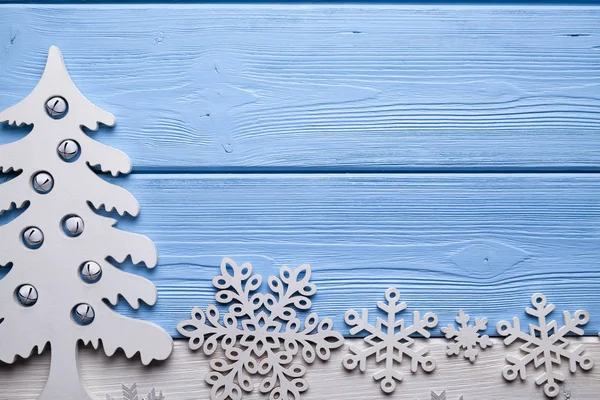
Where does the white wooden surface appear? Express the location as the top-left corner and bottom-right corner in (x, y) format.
(1, 339), (599, 400)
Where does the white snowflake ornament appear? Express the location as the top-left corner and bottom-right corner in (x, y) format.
(0, 46), (173, 400)
(496, 293), (594, 398)
(441, 310), (492, 362)
(106, 383), (165, 400)
(343, 288), (439, 394)
(177, 257), (344, 400)
(430, 391), (463, 400)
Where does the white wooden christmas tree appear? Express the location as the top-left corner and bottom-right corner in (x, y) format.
(0, 46), (173, 400)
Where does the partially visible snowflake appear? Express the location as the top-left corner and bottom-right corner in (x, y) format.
(106, 383), (164, 400)
(441, 310), (492, 362)
(430, 390), (464, 400)
(177, 257), (344, 400)
(343, 287), (438, 394)
(496, 293), (594, 398)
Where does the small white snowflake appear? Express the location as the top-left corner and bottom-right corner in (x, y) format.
(496, 293), (594, 398)
(106, 383), (165, 400)
(177, 257), (344, 400)
(441, 310), (492, 362)
(430, 390), (464, 400)
(343, 287), (438, 394)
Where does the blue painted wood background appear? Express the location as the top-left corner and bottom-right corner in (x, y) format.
(1, 5), (599, 337)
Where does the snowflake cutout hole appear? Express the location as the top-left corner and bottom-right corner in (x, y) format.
(496, 293), (594, 398)
(441, 310), (492, 363)
(177, 257), (344, 400)
(343, 287), (439, 394)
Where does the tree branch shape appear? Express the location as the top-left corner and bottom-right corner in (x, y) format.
(0, 46), (172, 400)
(177, 257), (344, 400)
(0, 174), (28, 215)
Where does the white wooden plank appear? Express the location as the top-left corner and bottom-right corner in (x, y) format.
(0, 5), (599, 170)
(1, 339), (599, 399)
(4, 173), (598, 336)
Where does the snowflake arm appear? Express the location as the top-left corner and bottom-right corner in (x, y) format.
(177, 306), (234, 351)
(345, 308), (382, 337)
(402, 310), (439, 338)
(178, 306), (255, 400)
(263, 263), (316, 321)
(280, 313), (344, 362)
(343, 308), (389, 374)
(258, 348), (307, 400)
(207, 347), (256, 400)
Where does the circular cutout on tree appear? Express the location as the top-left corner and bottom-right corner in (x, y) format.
(45, 96), (68, 119)
(16, 284), (38, 307)
(72, 303), (95, 325)
(80, 261), (102, 283)
(32, 171), (54, 194)
(22, 227), (44, 249)
(57, 139), (80, 162)
(62, 215), (84, 237)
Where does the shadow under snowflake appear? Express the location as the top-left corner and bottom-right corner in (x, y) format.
(343, 287), (438, 394)
(177, 257), (344, 400)
(106, 383), (164, 400)
(496, 293), (594, 398)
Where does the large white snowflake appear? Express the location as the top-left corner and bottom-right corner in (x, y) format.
(496, 293), (594, 398)
(177, 258), (344, 400)
(343, 287), (438, 394)
(441, 310), (492, 362)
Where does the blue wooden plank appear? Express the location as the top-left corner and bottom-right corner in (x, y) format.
(2, 1), (600, 3)
(3, 173), (597, 337)
(1, 5), (599, 171)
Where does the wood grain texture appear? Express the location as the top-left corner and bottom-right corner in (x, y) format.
(1, 339), (599, 400)
(3, 173), (597, 337)
(1, 5), (600, 171)
(3, 0), (600, 3)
